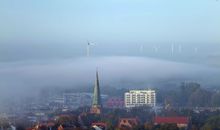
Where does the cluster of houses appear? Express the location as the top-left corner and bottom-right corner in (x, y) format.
(27, 115), (190, 130)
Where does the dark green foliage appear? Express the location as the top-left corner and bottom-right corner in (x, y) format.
(211, 93), (220, 107)
(132, 125), (145, 130)
(158, 82), (220, 107)
(203, 116), (220, 130)
(16, 125), (26, 130)
(56, 115), (78, 125)
(187, 88), (211, 107)
(180, 82), (201, 106)
(155, 124), (179, 130)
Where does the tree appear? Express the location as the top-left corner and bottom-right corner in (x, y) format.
(132, 125), (144, 130)
(0, 117), (10, 130)
(187, 88), (211, 107)
(144, 122), (154, 130)
(56, 115), (78, 125)
(211, 92), (220, 107)
(180, 82), (200, 106)
(158, 124), (179, 130)
(203, 116), (220, 130)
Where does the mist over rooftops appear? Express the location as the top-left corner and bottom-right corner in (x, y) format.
(0, 56), (219, 100)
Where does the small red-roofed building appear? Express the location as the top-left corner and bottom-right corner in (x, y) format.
(91, 122), (107, 130)
(58, 125), (64, 130)
(154, 116), (190, 129)
(118, 118), (139, 129)
(47, 122), (55, 130)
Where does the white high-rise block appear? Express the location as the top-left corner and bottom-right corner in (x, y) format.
(124, 90), (156, 108)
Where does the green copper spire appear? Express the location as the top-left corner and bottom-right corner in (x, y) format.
(92, 70), (102, 107)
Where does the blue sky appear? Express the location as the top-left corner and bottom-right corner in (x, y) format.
(0, 0), (219, 43)
(0, 0), (220, 63)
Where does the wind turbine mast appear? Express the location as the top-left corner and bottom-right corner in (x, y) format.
(86, 41), (95, 57)
(171, 43), (174, 56)
(87, 41), (90, 57)
(139, 45), (144, 54)
(178, 44), (182, 53)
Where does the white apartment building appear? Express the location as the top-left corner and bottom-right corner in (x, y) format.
(124, 89), (156, 108)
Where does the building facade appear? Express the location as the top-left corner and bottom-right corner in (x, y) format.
(118, 118), (139, 129)
(106, 97), (124, 109)
(124, 90), (156, 108)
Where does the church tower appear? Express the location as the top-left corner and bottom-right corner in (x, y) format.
(90, 70), (102, 114)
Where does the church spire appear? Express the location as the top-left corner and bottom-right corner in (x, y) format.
(92, 70), (101, 106)
(90, 70), (102, 114)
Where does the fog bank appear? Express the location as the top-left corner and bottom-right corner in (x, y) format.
(0, 56), (219, 99)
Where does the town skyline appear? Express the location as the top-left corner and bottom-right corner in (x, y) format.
(0, 1), (220, 130)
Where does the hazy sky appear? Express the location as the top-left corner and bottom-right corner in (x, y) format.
(0, 0), (220, 43)
(0, 0), (220, 64)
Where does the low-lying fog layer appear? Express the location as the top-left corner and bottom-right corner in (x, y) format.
(0, 56), (219, 99)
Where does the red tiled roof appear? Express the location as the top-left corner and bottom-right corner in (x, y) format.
(47, 122), (55, 127)
(118, 118), (139, 127)
(154, 117), (189, 124)
(92, 122), (107, 127)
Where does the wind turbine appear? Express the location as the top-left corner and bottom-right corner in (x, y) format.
(194, 47), (198, 54)
(86, 41), (95, 57)
(153, 45), (159, 53)
(171, 43), (174, 56)
(139, 45), (144, 54)
(178, 44), (182, 53)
